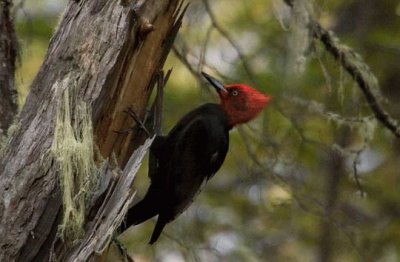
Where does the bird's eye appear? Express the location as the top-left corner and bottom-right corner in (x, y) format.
(232, 90), (239, 96)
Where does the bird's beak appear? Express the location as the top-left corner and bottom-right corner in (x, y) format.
(202, 72), (228, 94)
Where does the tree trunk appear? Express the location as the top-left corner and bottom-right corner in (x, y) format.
(0, 0), (185, 261)
(0, 0), (18, 136)
(317, 129), (349, 262)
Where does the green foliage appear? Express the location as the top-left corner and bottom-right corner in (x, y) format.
(15, 15), (57, 40)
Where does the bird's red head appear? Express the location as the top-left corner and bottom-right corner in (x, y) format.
(202, 72), (272, 127)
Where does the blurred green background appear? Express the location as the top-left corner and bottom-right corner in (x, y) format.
(14, 0), (400, 261)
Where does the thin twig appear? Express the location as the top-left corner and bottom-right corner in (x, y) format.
(173, 45), (199, 78)
(203, 0), (259, 86)
(352, 152), (365, 197)
(197, 25), (213, 72)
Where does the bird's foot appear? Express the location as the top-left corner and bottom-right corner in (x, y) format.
(114, 107), (151, 138)
(125, 107), (151, 137)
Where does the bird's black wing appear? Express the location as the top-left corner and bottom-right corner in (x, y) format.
(149, 109), (229, 244)
(122, 104), (230, 244)
(161, 105), (229, 217)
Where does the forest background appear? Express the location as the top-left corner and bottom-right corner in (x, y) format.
(7, 0), (400, 261)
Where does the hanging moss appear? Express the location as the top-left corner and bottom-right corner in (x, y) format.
(51, 80), (99, 244)
(273, 0), (314, 75)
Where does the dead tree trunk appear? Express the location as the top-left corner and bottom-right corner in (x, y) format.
(0, 0), (18, 136)
(0, 0), (185, 261)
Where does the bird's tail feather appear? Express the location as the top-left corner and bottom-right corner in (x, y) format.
(149, 217), (167, 244)
(120, 195), (158, 231)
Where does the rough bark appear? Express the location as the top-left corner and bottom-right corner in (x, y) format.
(0, 0), (185, 261)
(64, 137), (154, 262)
(0, 0), (18, 136)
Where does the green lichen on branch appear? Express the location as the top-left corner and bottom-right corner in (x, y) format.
(287, 95), (377, 141)
(311, 23), (400, 138)
(51, 79), (99, 244)
(279, 0), (400, 138)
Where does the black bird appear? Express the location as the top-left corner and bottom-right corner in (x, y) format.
(121, 72), (271, 244)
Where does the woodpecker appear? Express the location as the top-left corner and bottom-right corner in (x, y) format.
(121, 72), (271, 244)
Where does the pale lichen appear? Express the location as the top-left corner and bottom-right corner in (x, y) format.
(0, 133), (5, 153)
(287, 95), (377, 149)
(273, 0), (314, 75)
(0, 120), (20, 157)
(51, 80), (99, 243)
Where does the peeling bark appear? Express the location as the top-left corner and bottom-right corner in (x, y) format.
(0, 0), (185, 261)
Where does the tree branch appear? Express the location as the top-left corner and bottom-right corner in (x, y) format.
(311, 22), (400, 138)
(283, 0), (400, 138)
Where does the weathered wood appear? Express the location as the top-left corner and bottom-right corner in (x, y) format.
(0, 0), (184, 261)
(67, 137), (154, 262)
(0, 0), (18, 136)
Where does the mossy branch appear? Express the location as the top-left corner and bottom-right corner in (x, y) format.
(283, 0), (400, 138)
(311, 23), (400, 138)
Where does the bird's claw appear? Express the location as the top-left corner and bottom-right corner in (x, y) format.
(115, 107), (151, 138)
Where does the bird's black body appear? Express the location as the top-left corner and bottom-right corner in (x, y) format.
(122, 103), (230, 244)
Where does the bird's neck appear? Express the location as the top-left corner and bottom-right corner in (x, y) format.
(219, 104), (246, 128)
(219, 101), (263, 128)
